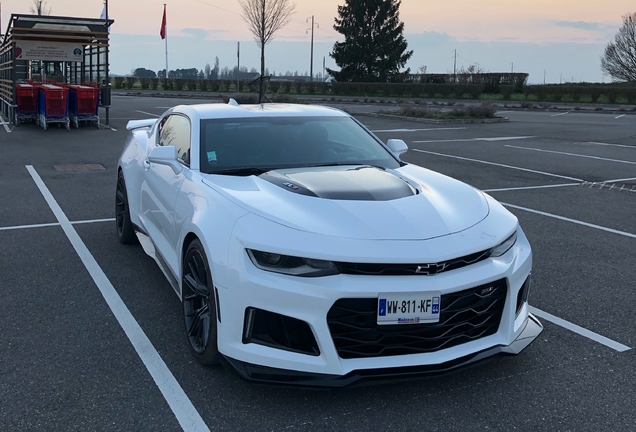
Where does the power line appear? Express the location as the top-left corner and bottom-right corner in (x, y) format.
(193, 0), (241, 17)
(194, 0), (308, 36)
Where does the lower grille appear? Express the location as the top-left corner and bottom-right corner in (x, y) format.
(243, 307), (320, 356)
(327, 279), (507, 359)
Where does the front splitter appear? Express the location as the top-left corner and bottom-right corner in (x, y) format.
(222, 313), (543, 388)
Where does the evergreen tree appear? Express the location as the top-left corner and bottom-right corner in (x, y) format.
(328, 0), (413, 82)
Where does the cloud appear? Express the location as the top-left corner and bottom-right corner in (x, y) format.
(181, 28), (228, 39)
(182, 28), (209, 38)
(553, 21), (617, 32)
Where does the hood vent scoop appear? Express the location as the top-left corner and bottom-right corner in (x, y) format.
(260, 165), (418, 201)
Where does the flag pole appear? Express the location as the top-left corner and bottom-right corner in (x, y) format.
(164, 4), (169, 80)
(106, 0), (110, 127)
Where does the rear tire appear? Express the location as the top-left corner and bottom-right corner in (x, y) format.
(115, 170), (138, 245)
(182, 239), (220, 365)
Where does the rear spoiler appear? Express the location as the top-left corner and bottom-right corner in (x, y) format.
(126, 119), (157, 131)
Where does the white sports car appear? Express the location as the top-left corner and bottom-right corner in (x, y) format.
(116, 101), (542, 387)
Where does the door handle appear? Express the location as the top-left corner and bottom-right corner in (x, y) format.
(143, 159), (151, 170)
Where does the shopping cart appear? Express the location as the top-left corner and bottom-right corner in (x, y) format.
(66, 85), (100, 128)
(36, 84), (70, 131)
(15, 83), (38, 125)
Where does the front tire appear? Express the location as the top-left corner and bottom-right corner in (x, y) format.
(115, 170), (138, 245)
(182, 239), (220, 365)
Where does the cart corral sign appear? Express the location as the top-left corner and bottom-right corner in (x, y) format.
(15, 42), (84, 62)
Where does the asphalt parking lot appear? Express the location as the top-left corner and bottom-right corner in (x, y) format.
(1, 96), (635, 431)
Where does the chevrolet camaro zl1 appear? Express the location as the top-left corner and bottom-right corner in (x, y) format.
(116, 101), (542, 387)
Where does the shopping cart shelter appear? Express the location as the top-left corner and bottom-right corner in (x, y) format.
(0, 14), (114, 128)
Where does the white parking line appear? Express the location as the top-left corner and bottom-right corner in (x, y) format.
(529, 306), (631, 352)
(0, 222), (61, 231)
(603, 176), (636, 183)
(0, 218), (116, 232)
(135, 110), (161, 118)
(413, 136), (534, 143)
(615, 114), (626, 119)
(411, 149), (584, 181)
(586, 141), (636, 149)
(501, 202), (636, 239)
(505, 145), (636, 166)
(25, 166), (209, 432)
(372, 127), (467, 133)
(413, 138), (475, 143)
(483, 183), (580, 193)
(72, 218), (116, 225)
(551, 112), (569, 117)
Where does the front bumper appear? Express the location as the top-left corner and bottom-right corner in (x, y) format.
(223, 313), (543, 388)
(207, 207), (539, 382)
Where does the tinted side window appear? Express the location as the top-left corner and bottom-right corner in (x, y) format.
(159, 115), (191, 166)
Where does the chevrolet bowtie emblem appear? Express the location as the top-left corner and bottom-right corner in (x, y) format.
(415, 263), (446, 275)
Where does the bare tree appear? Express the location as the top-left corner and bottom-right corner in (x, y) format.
(30, 0), (52, 15)
(239, 0), (296, 102)
(601, 13), (636, 82)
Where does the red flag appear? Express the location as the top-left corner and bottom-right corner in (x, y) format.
(160, 5), (167, 40)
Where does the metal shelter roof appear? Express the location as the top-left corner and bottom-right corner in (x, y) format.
(1, 14), (114, 48)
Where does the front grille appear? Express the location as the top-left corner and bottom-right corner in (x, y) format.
(335, 249), (491, 276)
(326, 279), (507, 359)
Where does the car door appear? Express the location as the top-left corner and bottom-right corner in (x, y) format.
(142, 113), (192, 275)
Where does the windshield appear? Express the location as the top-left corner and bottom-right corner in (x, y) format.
(199, 116), (401, 174)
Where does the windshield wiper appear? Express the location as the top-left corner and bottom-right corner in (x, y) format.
(209, 167), (272, 176)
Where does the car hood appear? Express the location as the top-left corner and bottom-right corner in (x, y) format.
(202, 164), (489, 240)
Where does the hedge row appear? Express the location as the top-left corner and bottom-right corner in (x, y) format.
(114, 77), (253, 92)
(392, 73), (529, 92)
(111, 77), (636, 103)
(524, 85), (636, 103)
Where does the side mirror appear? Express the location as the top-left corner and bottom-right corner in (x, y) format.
(387, 139), (408, 157)
(148, 146), (183, 174)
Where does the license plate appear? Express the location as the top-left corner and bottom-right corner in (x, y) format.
(377, 292), (441, 325)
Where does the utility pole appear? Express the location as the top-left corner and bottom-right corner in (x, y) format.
(543, 69), (546, 85)
(322, 56), (325, 81)
(307, 16), (318, 82)
(453, 49), (457, 82)
(511, 63), (514, 73)
(560, 73), (562, 84)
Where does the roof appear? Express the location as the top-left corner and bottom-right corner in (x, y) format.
(2, 14), (114, 49)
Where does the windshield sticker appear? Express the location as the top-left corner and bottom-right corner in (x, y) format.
(207, 151), (217, 163)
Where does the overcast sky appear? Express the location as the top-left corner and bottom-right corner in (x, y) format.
(1, 0), (632, 82)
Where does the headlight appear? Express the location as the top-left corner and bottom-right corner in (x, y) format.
(246, 249), (339, 277)
(490, 231), (517, 257)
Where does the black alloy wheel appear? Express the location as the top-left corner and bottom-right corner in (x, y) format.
(115, 170), (138, 245)
(183, 239), (220, 365)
